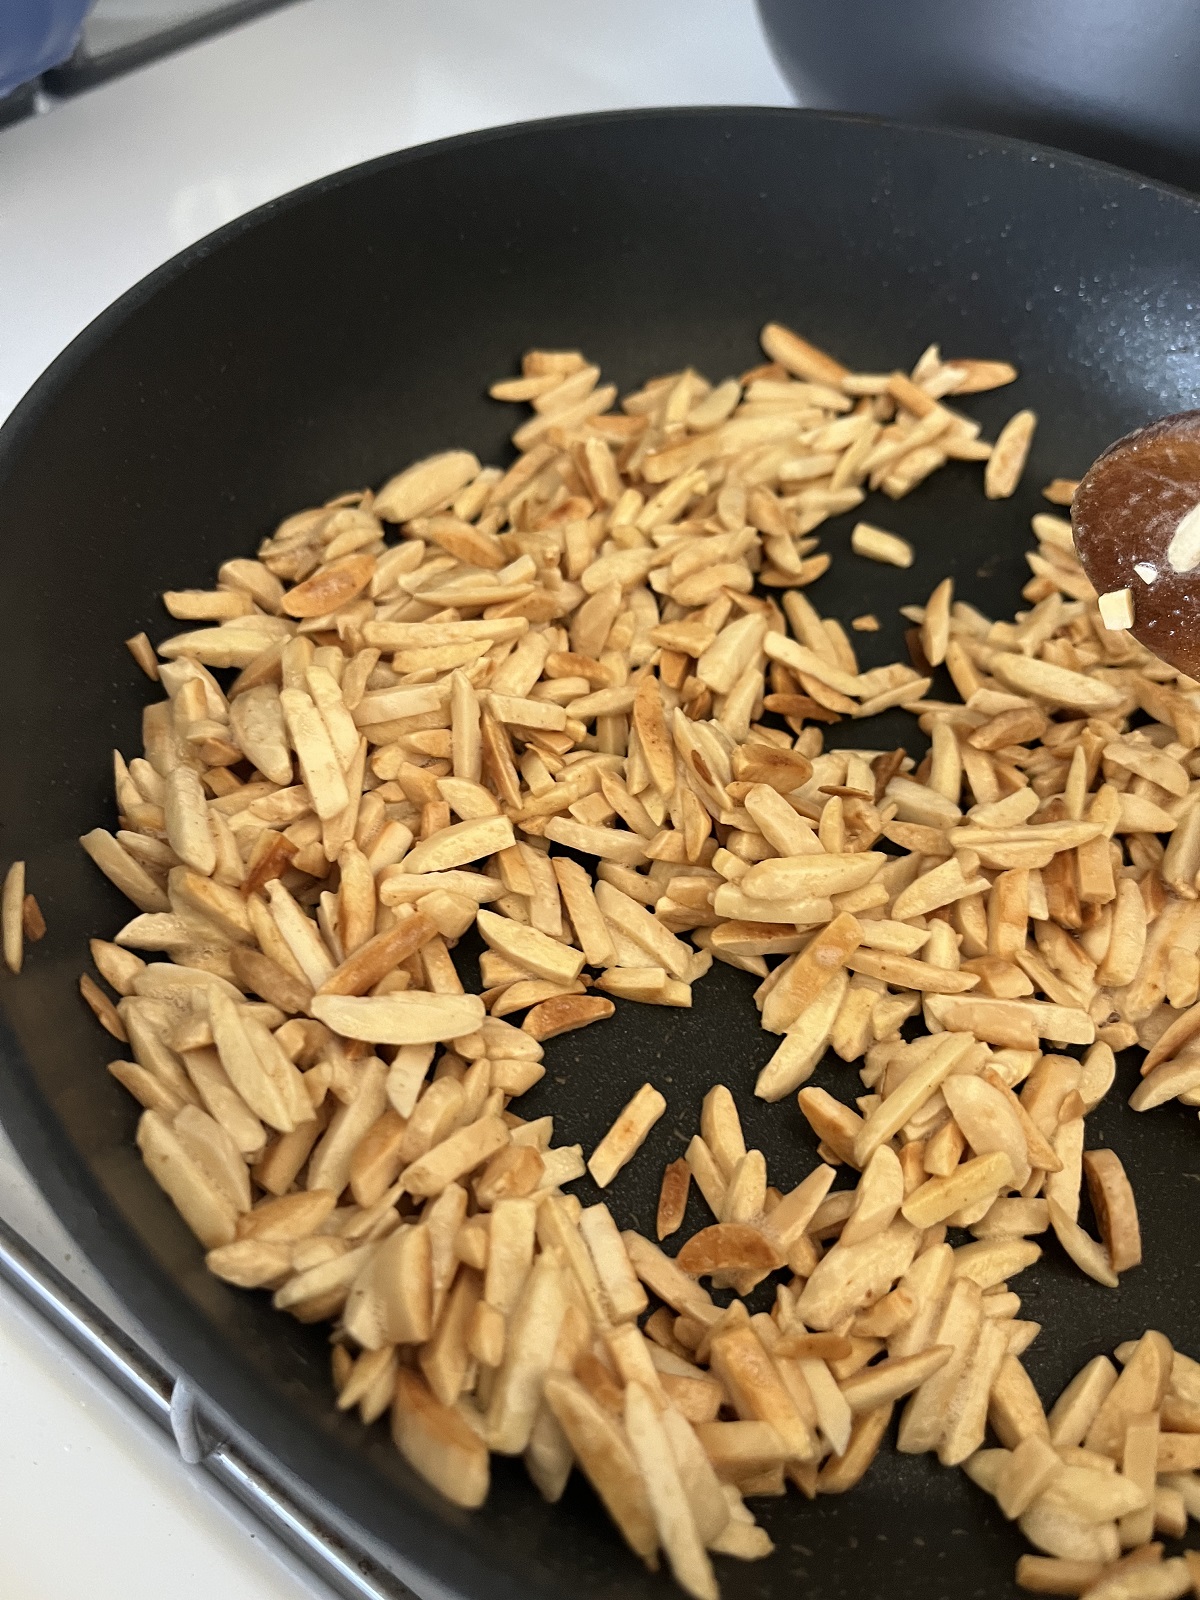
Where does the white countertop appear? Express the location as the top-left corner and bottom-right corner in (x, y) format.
(0, 4), (791, 1595)
(0, 0), (791, 424)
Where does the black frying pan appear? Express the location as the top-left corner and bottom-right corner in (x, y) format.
(2, 108), (1199, 1600)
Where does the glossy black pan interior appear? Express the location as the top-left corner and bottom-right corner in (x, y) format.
(2, 108), (1200, 1600)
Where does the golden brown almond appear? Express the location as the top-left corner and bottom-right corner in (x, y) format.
(318, 912), (437, 996)
(282, 553), (375, 618)
(521, 993), (615, 1042)
(657, 1157), (691, 1240)
(1081, 1149), (1142, 1275)
(675, 1222), (784, 1277)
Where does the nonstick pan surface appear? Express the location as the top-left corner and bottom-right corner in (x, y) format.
(2, 107), (1200, 1600)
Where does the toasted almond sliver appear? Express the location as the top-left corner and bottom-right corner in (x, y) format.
(850, 521), (913, 568)
(987, 652), (1122, 714)
(392, 1367), (489, 1509)
(1047, 1198), (1119, 1289)
(896, 1276), (983, 1455)
(901, 1150), (1013, 1230)
(374, 450), (479, 523)
(624, 1381), (718, 1600)
(578, 1203), (648, 1323)
(759, 322), (848, 384)
(995, 1433), (1064, 1520)
(158, 623), (283, 668)
(206, 1238), (292, 1288)
(81, 828), (171, 913)
(1047, 1356), (1120, 1450)
(318, 911), (436, 997)
(588, 1083), (667, 1188)
(623, 1231), (720, 1327)
(943, 1074), (1032, 1189)
(795, 1219), (919, 1332)
(125, 630), (160, 678)
(1018, 1499), (1120, 1564)
(840, 1144), (904, 1246)
(475, 908), (585, 986)
(551, 856), (616, 968)
(483, 1246), (567, 1454)
(2, 860), (25, 975)
(136, 1108), (238, 1248)
(402, 815), (515, 875)
(742, 852), (883, 902)
(307, 1056), (388, 1197)
(1085, 1559), (1194, 1600)
(985, 409), (1037, 499)
(208, 989), (304, 1132)
(657, 1157), (691, 1240)
(400, 1115), (510, 1199)
(21, 892), (46, 945)
(938, 1313), (1010, 1466)
(763, 1164), (837, 1251)
(676, 1222), (783, 1277)
(593, 879), (695, 979)
(846, 948), (978, 993)
(163, 766), (218, 875)
(709, 1323), (817, 1463)
(279, 687), (350, 820)
(754, 967), (848, 1100)
(854, 1033), (975, 1166)
(311, 990), (484, 1045)
(760, 914), (864, 1035)
(543, 1375), (658, 1563)
(1081, 1149), (1142, 1274)
(839, 1345), (953, 1412)
(522, 994), (615, 1041)
(816, 1401), (893, 1493)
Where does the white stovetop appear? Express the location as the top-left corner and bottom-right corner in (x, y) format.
(0, 5), (791, 1596)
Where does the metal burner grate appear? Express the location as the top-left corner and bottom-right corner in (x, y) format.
(44, 0), (298, 96)
(0, 1213), (424, 1600)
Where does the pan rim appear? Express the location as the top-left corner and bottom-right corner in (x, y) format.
(2, 102), (1199, 1600)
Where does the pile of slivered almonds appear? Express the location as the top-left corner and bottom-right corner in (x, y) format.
(8, 322), (1200, 1600)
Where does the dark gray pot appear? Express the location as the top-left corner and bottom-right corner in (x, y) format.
(758, 0), (1200, 187)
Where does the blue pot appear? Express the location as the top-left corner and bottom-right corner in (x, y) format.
(1, 0), (94, 97)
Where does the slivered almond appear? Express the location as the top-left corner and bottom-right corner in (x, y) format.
(902, 1152), (1014, 1228)
(841, 1346), (953, 1412)
(3, 861), (26, 976)
(401, 816), (515, 875)
(81, 829), (171, 913)
(311, 990), (484, 1044)
(137, 1109), (238, 1247)
(279, 688), (349, 819)
(522, 994), (615, 1041)
(1047, 1199), (1118, 1288)
(676, 1223), (783, 1276)
(985, 409), (1037, 499)
(476, 909), (585, 986)
(795, 1220), (919, 1331)
(320, 912), (437, 997)
(846, 948), (979, 993)
(657, 1157), (692, 1240)
(760, 913), (863, 1035)
(374, 451), (479, 523)
(282, 553), (374, 618)
(851, 522), (913, 568)
(587, 1083), (666, 1188)
(1081, 1150), (1142, 1274)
